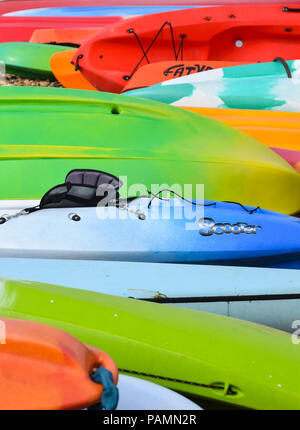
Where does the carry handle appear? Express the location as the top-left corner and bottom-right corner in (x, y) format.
(90, 366), (119, 410)
(87, 347), (119, 410)
(273, 57), (292, 78)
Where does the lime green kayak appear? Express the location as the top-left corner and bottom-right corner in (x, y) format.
(0, 87), (299, 215)
(0, 42), (72, 79)
(1, 277), (300, 409)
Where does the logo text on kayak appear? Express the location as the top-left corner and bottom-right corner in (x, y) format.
(198, 218), (262, 236)
(163, 63), (213, 78)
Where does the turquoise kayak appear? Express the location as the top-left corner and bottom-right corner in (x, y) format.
(127, 59), (300, 111)
(0, 258), (299, 333)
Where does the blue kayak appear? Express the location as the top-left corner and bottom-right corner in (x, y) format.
(0, 198), (299, 268)
(0, 259), (299, 333)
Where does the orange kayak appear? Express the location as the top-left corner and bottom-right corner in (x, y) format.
(184, 107), (300, 152)
(50, 48), (96, 90)
(122, 60), (248, 92)
(185, 107), (300, 170)
(54, 58), (246, 91)
(30, 27), (99, 45)
(72, 4), (300, 93)
(0, 317), (118, 410)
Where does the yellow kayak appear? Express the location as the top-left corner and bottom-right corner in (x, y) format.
(184, 108), (300, 152)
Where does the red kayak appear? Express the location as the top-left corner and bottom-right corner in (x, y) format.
(1, 2), (297, 43)
(121, 60), (248, 91)
(0, 1), (209, 42)
(0, 1), (200, 42)
(0, 18), (115, 43)
(72, 4), (300, 93)
(30, 27), (100, 45)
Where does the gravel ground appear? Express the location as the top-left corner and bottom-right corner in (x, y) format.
(0, 74), (63, 87)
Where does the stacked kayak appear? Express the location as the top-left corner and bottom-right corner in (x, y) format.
(2, 277), (300, 409)
(124, 58), (300, 172)
(0, 197), (300, 268)
(117, 375), (202, 410)
(183, 108), (300, 151)
(126, 60), (300, 111)
(0, 87), (299, 215)
(122, 60), (248, 92)
(124, 59), (300, 92)
(182, 108), (300, 169)
(0, 1), (209, 43)
(52, 53), (246, 91)
(0, 259), (299, 333)
(0, 17), (115, 44)
(29, 27), (99, 45)
(0, 42), (72, 79)
(1, 1), (300, 412)
(72, 5), (300, 92)
(0, 1), (196, 43)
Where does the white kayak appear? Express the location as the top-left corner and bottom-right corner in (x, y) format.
(2, 258), (300, 333)
(117, 374), (202, 410)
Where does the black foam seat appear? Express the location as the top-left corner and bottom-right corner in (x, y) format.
(66, 169), (122, 190)
(38, 169), (123, 209)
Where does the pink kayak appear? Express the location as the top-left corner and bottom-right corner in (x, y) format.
(271, 147), (300, 172)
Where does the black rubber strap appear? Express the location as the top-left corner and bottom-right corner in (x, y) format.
(49, 42), (80, 48)
(74, 54), (83, 71)
(273, 57), (292, 78)
(222, 201), (260, 214)
(282, 7), (300, 12)
(118, 369), (238, 395)
(124, 21), (184, 81)
(177, 34), (186, 62)
(139, 292), (300, 304)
